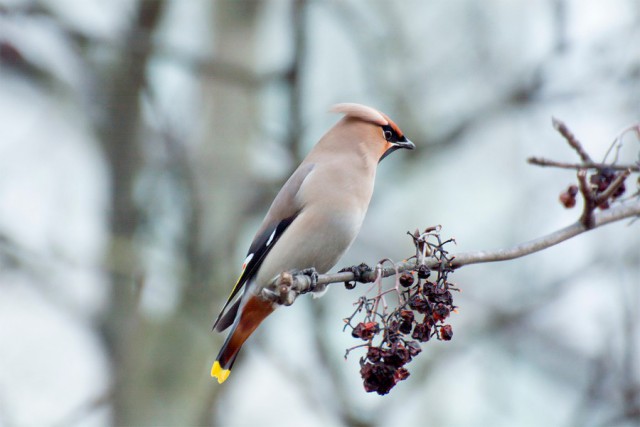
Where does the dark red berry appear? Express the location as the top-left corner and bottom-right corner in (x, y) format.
(399, 310), (414, 323)
(360, 361), (397, 395)
(399, 320), (412, 334)
(590, 169), (615, 192)
(428, 289), (453, 305)
(411, 322), (431, 342)
(417, 265), (431, 279)
(422, 281), (436, 297)
(352, 322), (380, 340)
(383, 343), (412, 367)
(399, 272), (415, 288)
(433, 303), (450, 322)
(367, 346), (382, 362)
(559, 190), (576, 208)
(611, 179), (626, 199)
(408, 294), (429, 314)
(439, 324), (453, 341)
(394, 367), (410, 382)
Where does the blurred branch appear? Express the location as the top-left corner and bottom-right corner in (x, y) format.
(53, 389), (114, 427)
(70, 30), (285, 89)
(621, 281), (640, 423)
(153, 48), (284, 87)
(95, 1), (167, 425)
(1, 1), (286, 90)
(0, 39), (56, 86)
(570, 272), (640, 426)
(285, 0), (307, 164)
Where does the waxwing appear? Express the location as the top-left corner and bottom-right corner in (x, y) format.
(211, 103), (414, 383)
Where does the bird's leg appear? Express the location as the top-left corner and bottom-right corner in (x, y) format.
(262, 271), (297, 306)
(263, 268), (321, 306)
(339, 263), (373, 289)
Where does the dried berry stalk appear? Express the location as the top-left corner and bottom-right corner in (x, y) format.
(343, 228), (459, 395)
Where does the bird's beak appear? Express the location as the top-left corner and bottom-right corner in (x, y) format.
(380, 138), (415, 161)
(394, 139), (415, 150)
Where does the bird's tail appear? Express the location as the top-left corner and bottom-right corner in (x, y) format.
(211, 295), (274, 384)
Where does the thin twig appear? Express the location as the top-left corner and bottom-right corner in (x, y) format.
(552, 117), (592, 162)
(577, 170), (596, 229)
(595, 169), (632, 204)
(604, 123), (640, 163)
(527, 157), (640, 172)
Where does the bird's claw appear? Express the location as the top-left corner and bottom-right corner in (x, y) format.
(339, 263), (373, 289)
(299, 267), (323, 293)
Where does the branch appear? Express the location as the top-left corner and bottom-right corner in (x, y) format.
(552, 117), (592, 162)
(527, 157), (640, 172)
(451, 197), (639, 266)
(578, 169), (597, 229)
(263, 198), (640, 301)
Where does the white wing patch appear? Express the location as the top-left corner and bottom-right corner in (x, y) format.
(266, 229), (277, 247)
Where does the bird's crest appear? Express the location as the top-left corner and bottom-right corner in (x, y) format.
(330, 103), (389, 126)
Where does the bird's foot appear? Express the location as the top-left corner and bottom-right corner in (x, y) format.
(338, 263), (373, 289)
(263, 268), (321, 306)
(299, 267), (323, 294)
(262, 271), (297, 306)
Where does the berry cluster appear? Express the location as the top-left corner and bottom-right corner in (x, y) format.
(559, 184), (578, 208)
(344, 229), (458, 395)
(559, 168), (628, 210)
(589, 168), (626, 209)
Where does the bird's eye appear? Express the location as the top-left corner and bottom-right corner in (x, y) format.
(383, 129), (393, 141)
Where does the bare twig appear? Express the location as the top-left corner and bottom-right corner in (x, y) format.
(604, 123), (640, 163)
(552, 117), (592, 162)
(577, 169), (597, 229)
(527, 157), (640, 172)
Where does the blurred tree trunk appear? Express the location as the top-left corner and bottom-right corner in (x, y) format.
(97, 1), (263, 425)
(97, 1), (167, 425)
(196, 0), (262, 267)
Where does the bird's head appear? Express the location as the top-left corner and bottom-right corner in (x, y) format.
(330, 103), (415, 162)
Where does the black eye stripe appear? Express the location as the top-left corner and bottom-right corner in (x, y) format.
(382, 125), (398, 142)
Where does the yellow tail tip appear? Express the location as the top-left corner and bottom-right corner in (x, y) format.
(211, 361), (231, 384)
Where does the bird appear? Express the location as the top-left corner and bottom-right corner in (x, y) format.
(211, 103), (414, 383)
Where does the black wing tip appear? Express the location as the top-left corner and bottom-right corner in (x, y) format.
(212, 298), (242, 332)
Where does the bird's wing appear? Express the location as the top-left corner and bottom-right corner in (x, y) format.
(213, 163), (315, 331)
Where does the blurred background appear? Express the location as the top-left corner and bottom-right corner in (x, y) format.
(0, 0), (639, 426)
